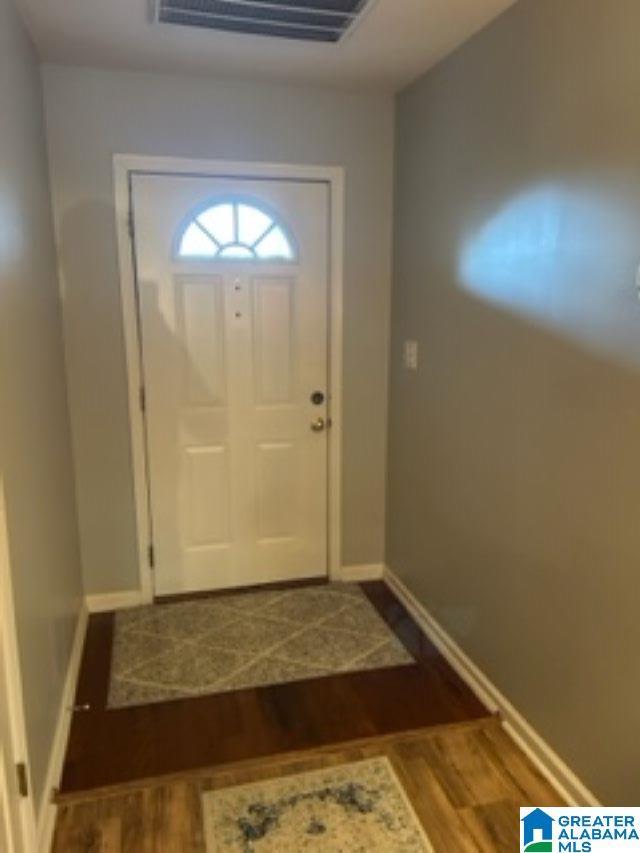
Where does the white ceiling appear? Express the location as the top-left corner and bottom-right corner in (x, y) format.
(17, 0), (516, 92)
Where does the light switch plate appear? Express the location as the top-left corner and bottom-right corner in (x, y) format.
(404, 340), (418, 370)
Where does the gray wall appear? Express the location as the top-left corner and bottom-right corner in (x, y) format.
(0, 0), (83, 808)
(388, 0), (640, 805)
(42, 65), (394, 594)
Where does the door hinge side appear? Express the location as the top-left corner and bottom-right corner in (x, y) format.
(16, 762), (29, 798)
(139, 385), (146, 413)
(127, 210), (135, 240)
(148, 544), (155, 569)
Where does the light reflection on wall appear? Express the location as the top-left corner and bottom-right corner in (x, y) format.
(459, 184), (640, 368)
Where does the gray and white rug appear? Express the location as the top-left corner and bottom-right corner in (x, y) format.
(202, 757), (433, 852)
(108, 583), (413, 707)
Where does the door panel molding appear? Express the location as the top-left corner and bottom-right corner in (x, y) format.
(135, 177), (328, 592)
(114, 156), (344, 600)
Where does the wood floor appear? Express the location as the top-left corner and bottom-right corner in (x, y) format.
(59, 581), (490, 795)
(53, 717), (565, 852)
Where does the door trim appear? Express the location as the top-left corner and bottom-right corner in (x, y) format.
(0, 478), (37, 851)
(114, 155), (345, 601)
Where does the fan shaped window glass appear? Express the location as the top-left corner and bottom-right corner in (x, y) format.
(178, 201), (295, 261)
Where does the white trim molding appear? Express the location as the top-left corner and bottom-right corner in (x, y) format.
(384, 566), (600, 807)
(86, 591), (147, 614)
(113, 155), (345, 598)
(338, 564), (384, 583)
(0, 480), (38, 852)
(36, 601), (88, 852)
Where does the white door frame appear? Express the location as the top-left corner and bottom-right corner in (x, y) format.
(0, 477), (37, 852)
(114, 155), (345, 601)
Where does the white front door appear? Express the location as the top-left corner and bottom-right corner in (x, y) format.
(131, 175), (330, 595)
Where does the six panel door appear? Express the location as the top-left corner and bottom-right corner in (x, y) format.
(132, 175), (329, 594)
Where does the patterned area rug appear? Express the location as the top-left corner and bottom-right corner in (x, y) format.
(108, 584), (413, 707)
(202, 757), (433, 852)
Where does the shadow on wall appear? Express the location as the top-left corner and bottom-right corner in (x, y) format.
(56, 201), (138, 592)
(57, 199), (223, 590)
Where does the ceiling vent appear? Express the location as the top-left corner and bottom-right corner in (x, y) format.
(153, 0), (375, 43)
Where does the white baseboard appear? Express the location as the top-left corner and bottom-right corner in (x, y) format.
(37, 600), (88, 852)
(87, 574), (386, 611)
(384, 565), (600, 807)
(86, 590), (147, 613)
(337, 563), (384, 583)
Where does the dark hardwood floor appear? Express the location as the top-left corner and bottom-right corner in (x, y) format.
(58, 581), (492, 797)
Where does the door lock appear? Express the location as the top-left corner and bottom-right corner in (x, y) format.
(310, 391), (325, 405)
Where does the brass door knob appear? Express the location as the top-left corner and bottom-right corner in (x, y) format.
(310, 417), (326, 432)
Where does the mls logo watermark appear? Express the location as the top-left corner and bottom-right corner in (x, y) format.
(520, 807), (640, 852)
(522, 808), (554, 851)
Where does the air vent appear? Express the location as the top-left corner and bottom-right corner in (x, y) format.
(154, 0), (374, 43)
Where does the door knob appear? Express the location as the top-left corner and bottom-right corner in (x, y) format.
(310, 417), (326, 432)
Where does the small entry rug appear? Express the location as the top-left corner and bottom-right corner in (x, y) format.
(202, 757), (433, 852)
(108, 583), (413, 707)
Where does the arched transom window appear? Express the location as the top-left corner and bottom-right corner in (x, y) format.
(177, 201), (295, 261)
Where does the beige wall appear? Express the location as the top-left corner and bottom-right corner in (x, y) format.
(42, 65), (394, 595)
(388, 0), (640, 805)
(0, 0), (83, 809)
